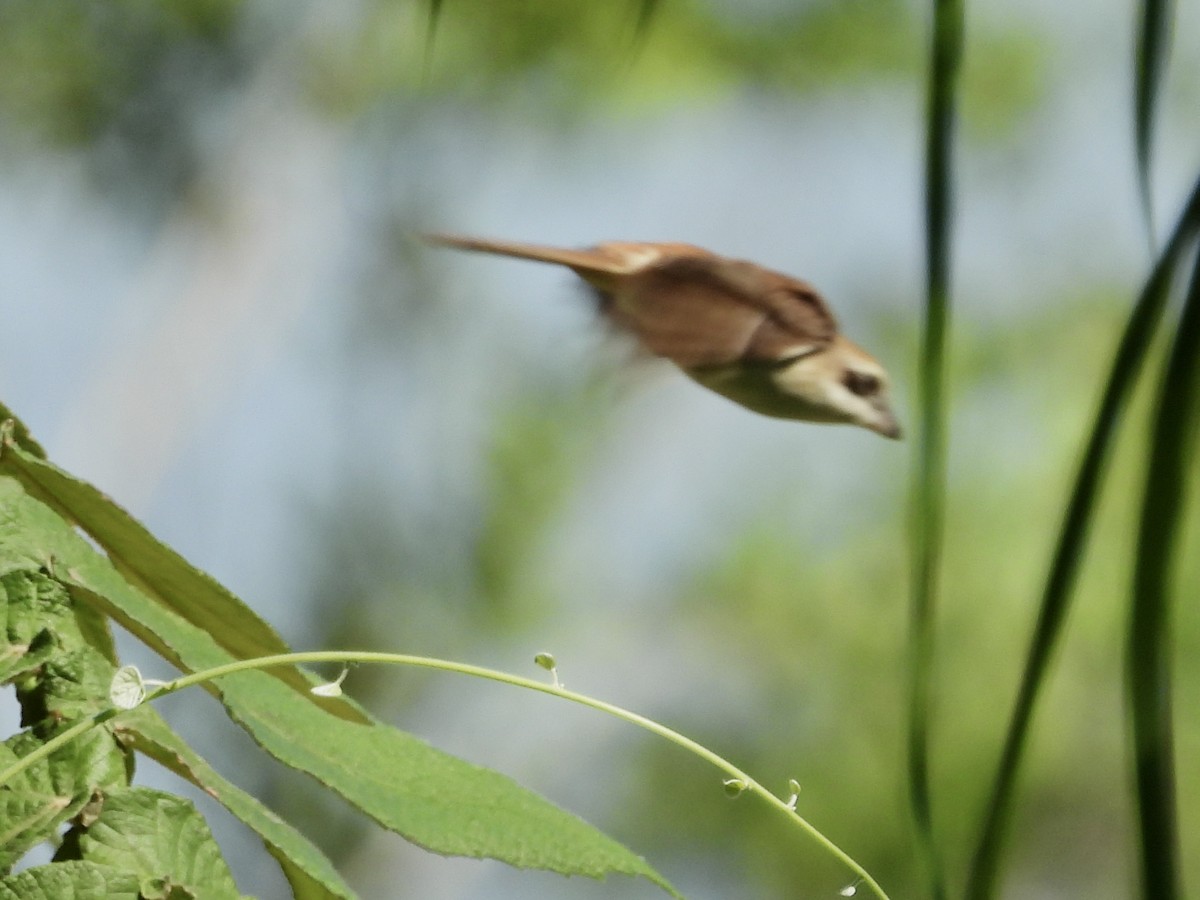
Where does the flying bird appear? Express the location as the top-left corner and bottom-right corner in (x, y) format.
(426, 234), (901, 439)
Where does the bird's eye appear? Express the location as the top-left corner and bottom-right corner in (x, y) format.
(843, 371), (880, 397)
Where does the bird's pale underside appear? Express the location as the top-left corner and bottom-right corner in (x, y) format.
(426, 233), (901, 439)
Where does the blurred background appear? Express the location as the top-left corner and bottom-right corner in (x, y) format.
(1, 0), (1199, 897)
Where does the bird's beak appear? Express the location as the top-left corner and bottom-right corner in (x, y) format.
(870, 402), (903, 440)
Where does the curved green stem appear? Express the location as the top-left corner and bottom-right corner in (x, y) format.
(0, 650), (888, 900)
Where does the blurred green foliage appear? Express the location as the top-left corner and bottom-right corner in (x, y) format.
(303, 0), (921, 116)
(0, 0), (1046, 195)
(472, 381), (615, 625)
(960, 26), (1046, 142)
(0, 0), (249, 196)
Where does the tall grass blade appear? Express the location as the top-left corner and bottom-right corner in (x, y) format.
(1134, 0), (1174, 243)
(964, 173), (1200, 900)
(1126, 237), (1200, 900)
(909, 1), (963, 897)
(624, 0), (663, 60)
(632, 0), (662, 42)
(422, 0), (444, 83)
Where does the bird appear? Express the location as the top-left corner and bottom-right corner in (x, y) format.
(425, 234), (901, 439)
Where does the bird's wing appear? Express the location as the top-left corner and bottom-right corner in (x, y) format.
(612, 256), (838, 369)
(425, 234), (837, 368)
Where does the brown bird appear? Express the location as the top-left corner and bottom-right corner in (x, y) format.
(426, 234), (901, 439)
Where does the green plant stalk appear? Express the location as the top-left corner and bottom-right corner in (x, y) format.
(0, 651), (890, 900)
(1126, 243), (1200, 900)
(910, 0), (962, 897)
(0, 707), (124, 784)
(965, 175), (1200, 900)
(1134, 0), (1174, 244)
(422, 0), (443, 82)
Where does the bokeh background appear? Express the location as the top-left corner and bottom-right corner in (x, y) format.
(2, 1), (1199, 898)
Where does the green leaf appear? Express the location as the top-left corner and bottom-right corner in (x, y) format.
(77, 787), (242, 900)
(0, 444), (364, 724)
(0, 727), (126, 869)
(115, 706), (357, 900)
(965, 173), (1200, 900)
(0, 627), (59, 685)
(2, 568), (89, 657)
(0, 564), (120, 670)
(223, 673), (674, 892)
(101, 569), (675, 891)
(631, 0), (662, 45)
(0, 458), (676, 894)
(0, 558), (133, 869)
(1, 568), (121, 734)
(22, 652), (116, 728)
(425, 0), (443, 61)
(910, 0), (963, 897)
(1134, 0), (1174, 240)
(0, 409), (45, 460)
(1126, 216), (1200, 900)
(0, 860), (140, 900)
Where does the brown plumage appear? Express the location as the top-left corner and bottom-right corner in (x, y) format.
(425, 233), (901, 439)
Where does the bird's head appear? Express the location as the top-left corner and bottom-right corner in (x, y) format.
(770, 336), (902, 439)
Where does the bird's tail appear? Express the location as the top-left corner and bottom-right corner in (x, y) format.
(423, 233), (644, 277)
